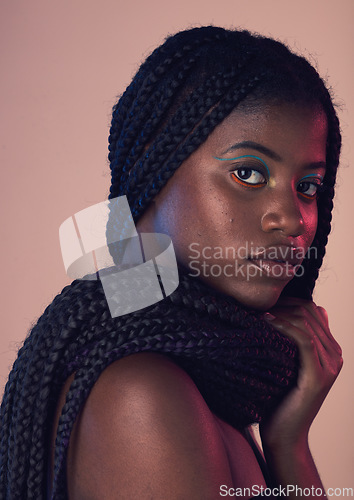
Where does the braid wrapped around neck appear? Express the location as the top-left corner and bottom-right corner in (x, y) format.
(0, 26), (341, 499)
(1, 269), (298, 499)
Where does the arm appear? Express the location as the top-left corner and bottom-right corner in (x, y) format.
(63, 352), (233, 500)
(262, 298), (343, 498)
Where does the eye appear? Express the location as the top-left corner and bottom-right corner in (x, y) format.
(231, 167), (266, 188)
(297, 178), (323, 199)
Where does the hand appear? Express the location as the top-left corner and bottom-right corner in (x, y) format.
(261, 297), (343, 450)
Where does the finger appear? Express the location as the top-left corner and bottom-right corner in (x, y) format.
(265, 311), (343, 377)
(265, 307), (338, 370)
(277, 298), (327, 330)
(264, 314), (321, 375)
(316, 306), (342, 355)
(277, 298), (329, 336)
(271, 300), (341, 356)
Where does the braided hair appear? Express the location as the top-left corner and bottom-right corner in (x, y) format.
(0, 26), (341, 499)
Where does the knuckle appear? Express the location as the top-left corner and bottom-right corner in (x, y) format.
(327, 358), (343, 379)
(299, 334), (314, 351)
(317, 305), (327, 315)
(294, 306), (312, 325)
(296, 305), (308, 316)
(299, 317), (312, 332)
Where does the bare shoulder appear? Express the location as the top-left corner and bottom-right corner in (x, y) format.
(57, 353), (232, 500)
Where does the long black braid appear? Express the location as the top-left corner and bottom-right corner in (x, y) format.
(0, 26), (341, 499)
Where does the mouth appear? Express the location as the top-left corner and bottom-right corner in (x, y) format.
(248, 258), (298, 280)
(247, 245), (303, 280)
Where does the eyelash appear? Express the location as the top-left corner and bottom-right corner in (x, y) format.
(231, 167), (266, 188)
(297, 179), (324, 199)
(231, 165), (324, 198)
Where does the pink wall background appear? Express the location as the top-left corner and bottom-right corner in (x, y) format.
(1, 0), (353, 492)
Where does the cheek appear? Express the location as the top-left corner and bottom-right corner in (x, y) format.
(303, 205), (318, 246)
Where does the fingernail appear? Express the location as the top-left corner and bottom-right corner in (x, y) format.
(263, 312), (276, 321)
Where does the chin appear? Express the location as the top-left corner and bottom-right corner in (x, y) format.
(200, 275), (287, 311)
(241, 293), (282, 311)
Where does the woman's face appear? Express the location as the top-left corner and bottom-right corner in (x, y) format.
(137, 102), (328, 310)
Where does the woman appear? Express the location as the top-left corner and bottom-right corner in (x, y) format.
(0, 26), (343, 499)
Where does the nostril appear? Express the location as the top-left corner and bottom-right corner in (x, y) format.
(261, 207), (305, 237)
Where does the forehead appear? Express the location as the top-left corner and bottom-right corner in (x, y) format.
(203, 102), (328, 161)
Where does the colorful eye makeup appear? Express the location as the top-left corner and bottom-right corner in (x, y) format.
(297, 174), (324, 199)
(231, 167), (266, 188)
(214, 154), (270, 189)
(214, 154), (270, 176)
(214, 154), (324, 197)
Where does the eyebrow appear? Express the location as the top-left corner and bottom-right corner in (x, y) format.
(220, 141), (282, 161)
(219, 140), (327, 171)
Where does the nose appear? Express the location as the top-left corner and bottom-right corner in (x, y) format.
(261, 191), (305, 237)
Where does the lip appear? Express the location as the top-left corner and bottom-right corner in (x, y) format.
(247, 245), (303, 280)
(248, 258), (298, 280)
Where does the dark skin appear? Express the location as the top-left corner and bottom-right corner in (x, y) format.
(50, 102), (342, 498)
(52, 354), (267, 499)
